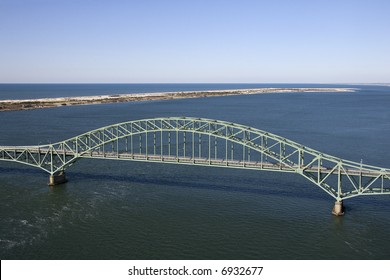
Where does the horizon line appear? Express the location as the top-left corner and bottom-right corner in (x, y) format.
(0, 82), (389, 85)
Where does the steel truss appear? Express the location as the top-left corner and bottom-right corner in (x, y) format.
(1, 117), (389, 200)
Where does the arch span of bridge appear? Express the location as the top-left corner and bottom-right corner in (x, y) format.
(1, 117), (389, 215)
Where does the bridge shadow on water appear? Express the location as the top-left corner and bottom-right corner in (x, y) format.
(0, 166), (43, 176)
(0, 165), (327, 201)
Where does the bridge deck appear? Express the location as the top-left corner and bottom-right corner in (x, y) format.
(0, 147), (385, 178)
(79, 152), (380, 177)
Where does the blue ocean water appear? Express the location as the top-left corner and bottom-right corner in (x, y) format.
(0, 84), (390, 259)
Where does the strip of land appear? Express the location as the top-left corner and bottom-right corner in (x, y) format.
(0, 87), (355, 112)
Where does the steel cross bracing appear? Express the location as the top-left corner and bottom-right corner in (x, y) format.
(1, 117), (389, 200)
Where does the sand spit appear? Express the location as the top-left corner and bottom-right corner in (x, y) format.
(0, 87), (355, 112)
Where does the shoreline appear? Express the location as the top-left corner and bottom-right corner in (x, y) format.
(0, 87), (355, 112)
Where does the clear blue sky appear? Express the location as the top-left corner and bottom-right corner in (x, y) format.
(0, 0), (389, 83)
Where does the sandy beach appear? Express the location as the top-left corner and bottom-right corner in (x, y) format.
(0, 87), (355, 112)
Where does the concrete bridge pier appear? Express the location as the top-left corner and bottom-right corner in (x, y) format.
(332, 200), (344, 216)
(49, 171), (67, 186)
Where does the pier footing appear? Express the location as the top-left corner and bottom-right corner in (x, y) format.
(332, 201), (344, 216)
(49, 171), (67, 186)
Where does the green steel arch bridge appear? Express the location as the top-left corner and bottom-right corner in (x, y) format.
(1, 117), (389, 215)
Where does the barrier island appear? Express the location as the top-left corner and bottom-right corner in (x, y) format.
(0, 87), (355, 112)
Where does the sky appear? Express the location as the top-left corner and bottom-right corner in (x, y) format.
(0, 0), (389, 83)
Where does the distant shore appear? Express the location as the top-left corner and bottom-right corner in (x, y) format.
(0, 87), (355, 112)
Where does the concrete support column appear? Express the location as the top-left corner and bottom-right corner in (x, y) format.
(49, 171), (67, 186)
(332, 200), (344, 216)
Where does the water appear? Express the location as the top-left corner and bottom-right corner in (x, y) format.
(0, 84), (390, 259)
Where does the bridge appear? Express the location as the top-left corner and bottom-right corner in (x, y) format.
(1, 117), (389, 215)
